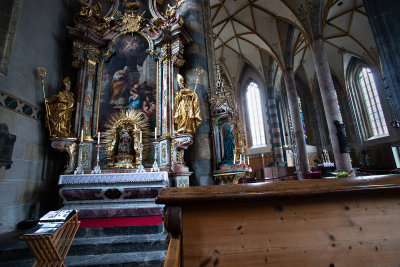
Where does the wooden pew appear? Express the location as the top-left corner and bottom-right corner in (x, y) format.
(157, 175), (400, 266)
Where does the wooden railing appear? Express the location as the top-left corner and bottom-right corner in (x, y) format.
(157, 175), (400, 266)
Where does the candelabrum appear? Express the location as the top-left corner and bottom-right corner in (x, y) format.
(74, 143), (84, 175)
(136, 143), (146, 173)
(91, 144), (101, 174)
(151, 141), (160, 172)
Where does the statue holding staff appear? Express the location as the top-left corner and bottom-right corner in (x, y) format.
(174, 70), (203, 135)
(42, 75), (75, 138)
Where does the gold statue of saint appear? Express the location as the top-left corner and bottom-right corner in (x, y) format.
(45, 77), (75, 138)
(174, 74), (202, 134)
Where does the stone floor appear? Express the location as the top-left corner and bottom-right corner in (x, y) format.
(0, 224), (167, 266)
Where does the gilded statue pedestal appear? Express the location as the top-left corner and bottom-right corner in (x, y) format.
(213, 165), (246, 185)
(170, 134), (193, 187)
(113, 155), (134, 169)
(51, 138), (78, 174)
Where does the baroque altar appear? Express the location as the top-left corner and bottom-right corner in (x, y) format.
(43, 0), (204, 217)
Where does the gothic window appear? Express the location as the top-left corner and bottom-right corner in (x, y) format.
(357, 67), (388, 137)
(246, 82), (265, 147)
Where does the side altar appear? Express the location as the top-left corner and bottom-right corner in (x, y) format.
(209, 63), (250, 184)
(39, 1), (206, 218)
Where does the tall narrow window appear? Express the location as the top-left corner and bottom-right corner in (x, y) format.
(246, 82), (265, 146)
(358, 67), (388, 136)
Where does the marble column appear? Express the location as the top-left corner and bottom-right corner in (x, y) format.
(179, 0), (213, 185)
(284, 69), (310, 177)
(311, 38), (352, 172)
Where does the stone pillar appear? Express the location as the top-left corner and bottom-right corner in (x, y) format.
(180, 0), (213, 185)
(284, 69), (310, 177)
(267, 96), (284, 162)
(311, 38), (352, 172)
(363, 0), (400, 120)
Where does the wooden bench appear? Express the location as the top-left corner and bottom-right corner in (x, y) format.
(157, 175), (400, 266)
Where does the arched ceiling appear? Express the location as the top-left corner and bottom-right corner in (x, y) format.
(211, 0), (378, 94)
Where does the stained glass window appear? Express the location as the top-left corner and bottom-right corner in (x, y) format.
(358, 67), (388, 136)
(246, 82), (266, 146)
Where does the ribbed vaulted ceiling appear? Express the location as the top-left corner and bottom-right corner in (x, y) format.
(211, 0), (378, 93)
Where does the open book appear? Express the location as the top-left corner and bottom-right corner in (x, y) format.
(23, 210), (77, 235)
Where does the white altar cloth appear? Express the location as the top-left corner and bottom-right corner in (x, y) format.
(59, 172), (169, 185)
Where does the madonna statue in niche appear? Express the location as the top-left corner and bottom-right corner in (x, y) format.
(98, 33), (157, 132)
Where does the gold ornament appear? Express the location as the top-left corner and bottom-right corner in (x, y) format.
(121, 11), (145, 33)
(44, 77), (75, 138)
(174, 74), (202, 135)
(102, 109), (150, 168)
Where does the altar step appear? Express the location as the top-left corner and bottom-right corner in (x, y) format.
(0, 224), (167, 266)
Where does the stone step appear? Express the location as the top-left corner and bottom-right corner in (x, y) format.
(0, 224), (167, 266)
(68, 233), (168, 256)
(2, 250), (167, 267)
(76, 224), (164, 238)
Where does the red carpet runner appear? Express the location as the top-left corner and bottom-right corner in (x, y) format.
(79, 216), (163, 228)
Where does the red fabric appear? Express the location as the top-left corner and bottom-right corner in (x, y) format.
(304, 172), (322, 179)
(79, 216), (163, 228)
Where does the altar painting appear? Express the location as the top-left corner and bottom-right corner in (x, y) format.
(98, 33), (157, 133)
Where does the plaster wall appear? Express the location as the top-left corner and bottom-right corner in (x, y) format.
(0, 0), (70, 233)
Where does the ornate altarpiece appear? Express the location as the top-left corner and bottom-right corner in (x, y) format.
(51, 0), (193, 185)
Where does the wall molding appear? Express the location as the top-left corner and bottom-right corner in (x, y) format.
(0, 89), (43, 121)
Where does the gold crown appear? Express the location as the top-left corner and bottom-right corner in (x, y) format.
(63, 77), (71, 86)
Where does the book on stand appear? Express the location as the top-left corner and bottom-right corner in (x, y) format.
(23, 210), (77, 235)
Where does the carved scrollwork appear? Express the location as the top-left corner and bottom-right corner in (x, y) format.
(171, 135), (193, 164)
(51, 141), (78, 173)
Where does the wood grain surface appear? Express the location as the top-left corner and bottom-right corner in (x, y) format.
(181, 192), (400, 266)
(156, 175), (400, 205)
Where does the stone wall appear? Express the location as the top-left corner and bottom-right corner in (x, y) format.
(0, 0), (71, 234)
(363, 0), (400, 120)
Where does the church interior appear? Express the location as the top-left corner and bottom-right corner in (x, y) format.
(1, 0), (400, 266)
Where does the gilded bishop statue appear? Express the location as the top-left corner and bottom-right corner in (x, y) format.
(45, 77), (75, 138)
(174, 74), (202, 134)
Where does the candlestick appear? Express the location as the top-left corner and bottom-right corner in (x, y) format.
(74, 142), (84, 175)
(151, 140), (160, 172)
(80, 130), (83, 144)
(136, 142), (145, 173)
(91, 142), (101, 174)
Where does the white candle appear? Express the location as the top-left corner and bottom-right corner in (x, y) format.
(135, 124), (137, 131)
(240, 154), (242, 165)
(140, 130), (142, 143)
(81, 130), (83, 143)
(155, 127), (157, 141)
(261, 153), (264, 158)
(97, 132), (100, 145)
(233, 153), (236, 165)
(247, 156), (250, 166)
